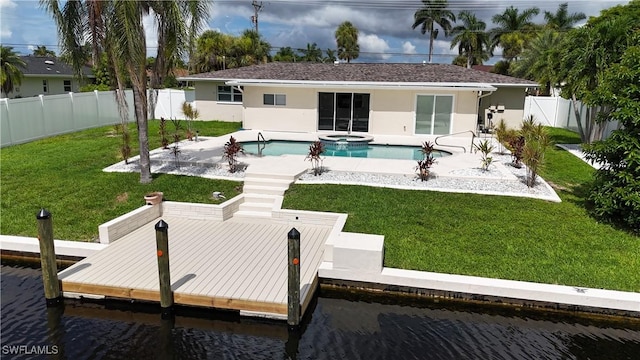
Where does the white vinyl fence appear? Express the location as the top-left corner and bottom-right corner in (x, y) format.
(1, 89), (194, 147)
(523, 96), (619, 140)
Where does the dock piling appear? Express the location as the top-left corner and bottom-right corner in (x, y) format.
(287, 228), (301, 328)
(36, 209), (62, 306)
(155, 219), (173, 318)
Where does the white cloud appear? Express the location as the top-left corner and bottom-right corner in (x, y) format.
(0, 0), (17, 9)
(359, 33), (391, 60)
(402, 41), (416, 54)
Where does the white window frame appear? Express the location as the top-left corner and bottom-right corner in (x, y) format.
(414, 94), (455, 135)
(217, 85), (242, 103)
(263, 93), (286, 106)
(63, 80), (72, 92)
(42, 80), (48, 94)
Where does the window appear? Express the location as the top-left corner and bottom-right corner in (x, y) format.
(64, 80), (72, 92)
(415, 95), (453, 135)
(42, 80), (48, 93)
(217, 86), (242, 102)
(318, 92), (370, 132)
(263, 93), (286, 106)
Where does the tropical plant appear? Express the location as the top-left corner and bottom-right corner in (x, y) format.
(416, 141), (436, 181)
(544, 2), (586, 30)
(582, 35), (640, 233)
(559, 2), (639, 143)
(41, 0), (210, 184)
(299, 43), (323, 62)
(159, 117), (169, 149)
(511, 29), (563, 95)
(494, 118), (509, 154)
(306, 141), (325, 176)
(273, 47), (300, 62)
(506, 134), (525, 168)
(171, 143), (181, 168)
(0, 46), (26, 95)
(120, 126), (132, 165)
(449, 11), (490, 69)
(323, 49), (337, 63)
(412, 0), (455, 63)
(32, 45), (56, 57)
(222, 136), (244, 173)
(474, 140), (495, 172)
(181, 101), (199, 140)
(521, 119), (550, 187)
(490, 6), (540, 62)
(335, 21), (359, 63)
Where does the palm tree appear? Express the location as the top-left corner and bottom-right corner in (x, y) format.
(300, 43), (323, 62)
(412, 0), (455, 63)
(273, 47), (299, 62)
(195, 30), (233, 72)
(32, 45), (56, 57)
(544, 3), (586, 30)
(42, 0), (208, 184)
(1, 46), (26, 96)
(511, 30), (563, 95)
(490, 6), (540, 62)
(450, 11), (490, 69)
(323, 49), (337, 63)
(335, 21), (359, 63)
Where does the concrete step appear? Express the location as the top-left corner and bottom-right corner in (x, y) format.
(243, 194), (279, 204)
(243, 184), (288, 196)
(239, 202), (273, 212)
(244, 172), (298, 182)
(243, 177), (292, 188)
(233, 210), (272, 219)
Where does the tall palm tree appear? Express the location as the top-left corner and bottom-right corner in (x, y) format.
(449, 11), (490, 69)
(544, 3), (586, 30)
(511, 30), (563, 95)
(1, 46), (26, 96)
(42, 0), (208, 184)
(490, 6), (540, 61)
(323, 49), (337, 63)
(335, 21), (359, 63)
(32, 45), (56, 57)
(412, 0), (455, 63)
(300, 43), (323, 62)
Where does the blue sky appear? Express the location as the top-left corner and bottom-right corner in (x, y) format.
(0, 0), (628, 64)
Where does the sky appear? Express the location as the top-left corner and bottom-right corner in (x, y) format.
(0, 0), (629, 65)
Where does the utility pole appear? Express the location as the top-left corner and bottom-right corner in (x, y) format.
(251, 0), (263, 36)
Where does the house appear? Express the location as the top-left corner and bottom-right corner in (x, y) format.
(1, 56), (93, 99)
(179, 62), (537, 135)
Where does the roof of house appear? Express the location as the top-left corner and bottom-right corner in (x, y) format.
(181, 62), (536, 87)
(20, 56), (94, 77)
(471, 64), (494, 73)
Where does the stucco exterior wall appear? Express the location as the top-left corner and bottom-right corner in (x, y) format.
(193, 81), (243, 122)
(5, 76), (78, 98)
(243, 86), (317, 132)
(479, 87), (528, 130)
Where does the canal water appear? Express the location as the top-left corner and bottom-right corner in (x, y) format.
(2, 263), (639, 359)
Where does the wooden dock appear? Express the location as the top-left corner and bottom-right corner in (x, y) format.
(58, 216), (333, 319)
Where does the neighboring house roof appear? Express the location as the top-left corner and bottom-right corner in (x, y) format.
(471, 65), (494, 73)
(20, 56), (94, 78)
(180, 62), (537, 89)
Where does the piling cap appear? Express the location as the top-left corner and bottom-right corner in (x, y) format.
(288, 227), (300, 240)
(155, 219), (169, 231)
(36, 208), (51, 220)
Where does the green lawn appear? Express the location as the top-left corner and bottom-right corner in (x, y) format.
(282, 128), (640, 292)
(2, 123), (638, 291)
(0, 120), (242, 241)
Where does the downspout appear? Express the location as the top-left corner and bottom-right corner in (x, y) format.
(233, 85), (245, 128)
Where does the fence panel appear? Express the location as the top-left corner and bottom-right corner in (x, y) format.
(0, 100), (11, 146)
(73, 92), (100, 129)
(3, 97), (46, 146)
(149, 89), (194, 120)
(42, 94), (74, 136)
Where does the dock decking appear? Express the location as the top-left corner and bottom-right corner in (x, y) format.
(59, 216), (333, 318)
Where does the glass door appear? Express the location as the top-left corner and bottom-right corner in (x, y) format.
(415, 95), (452, 135)
(335, 93), (352, 131)
(317, 92), (370, 132)
(318, 92), (334, 130)
(352, 93), (370, 132)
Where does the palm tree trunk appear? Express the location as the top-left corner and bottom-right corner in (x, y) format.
(132, 83), (152, 184)
(467, 52), (472, 69)
(571, 93), (588, 143)
(428, 24), (434, 63)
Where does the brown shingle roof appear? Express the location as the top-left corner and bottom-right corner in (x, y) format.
(183, 62), (536, 86)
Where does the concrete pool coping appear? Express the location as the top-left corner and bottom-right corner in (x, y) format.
(2, 234), (638, 317)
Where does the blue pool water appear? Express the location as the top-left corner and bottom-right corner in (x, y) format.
(241, 141), (451, 161)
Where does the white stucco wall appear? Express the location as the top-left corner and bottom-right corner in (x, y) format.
(242, 87), (479, 136)
(193, 81), (244, 122)
(4, 76), (79, 98)
(479, 87), (528, 130)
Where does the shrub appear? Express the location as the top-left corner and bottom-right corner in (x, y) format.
(474, 139), (495, 171)
(159, 117), (169, 149)
(222, 136), (244, 173)
(415, 141), (436, 181)
(507, 135), (525, 168)
(306, 141), (325, 176)
(494, 118), (509, 154)
(521, 119), (551, 188)
(181, 102), (200, 141)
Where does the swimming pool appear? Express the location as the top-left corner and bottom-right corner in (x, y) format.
(241, 141), (451, 161)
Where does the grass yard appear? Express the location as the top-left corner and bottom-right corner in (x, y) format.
(283, 127), (640, 292)
(0, 120), (241, 241)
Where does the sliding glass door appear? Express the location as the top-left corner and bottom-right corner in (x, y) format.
(415, 95), (453, 135)
(318, 92), (370, 132)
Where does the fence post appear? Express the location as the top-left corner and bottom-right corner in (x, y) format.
(36, 209), (62, 306)
(155, 219), (173, 318)
(287, 228), (301, 329)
